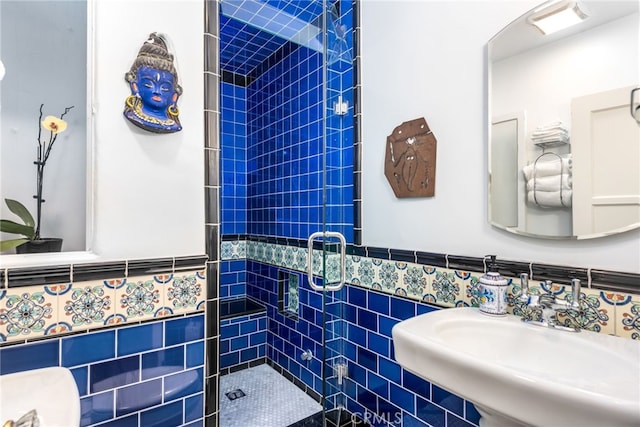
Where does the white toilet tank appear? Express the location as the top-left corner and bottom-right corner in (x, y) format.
(0, 367), (81, 427)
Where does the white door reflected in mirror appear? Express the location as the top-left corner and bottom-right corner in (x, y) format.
(488, 0), (640, 239)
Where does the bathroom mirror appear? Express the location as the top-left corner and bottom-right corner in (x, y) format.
(0, 0), (90, 255)
(488, 0), (640, 239)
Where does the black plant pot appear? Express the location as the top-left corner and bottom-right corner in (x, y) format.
(16, 238), (63, 254)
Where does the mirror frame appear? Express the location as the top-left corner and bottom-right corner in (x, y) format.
(0, 0), (96, 269)
(487, 0), (640, 240)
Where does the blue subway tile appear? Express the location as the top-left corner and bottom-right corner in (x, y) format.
(379, 357), (401, 384)
(185, 393), (204, 423)
(378, 315), (398, 338)
(403, 369), (430, 398)
(402, 413), (430, 427)
(90, 355), (139, 393)
(357, 347), (377, 372)
(186, 340), (205, 368)
(368, 332), (389, 357)
(164, 367), (203, 402)
(184, 420), (204, 427)
(368, 292), (390, 315)
(142, 346), (184, 380)
(367, 371), (389, 399)
(433, 384), (464, 416)
(93, 414), (138, 427)
(165, 314), (204, 346)
(117, 323), (163, 356)
(80, 391), (113, 427)
(351, 363), (366, 386)
(240, 319), (258, 334)
(348, 286), (366, 307)
(391, 298), (416, 320)
(390, 383), (415, 413)
(116, 378), (162, 417)
(62, 330), (115, 367)
(72, 366), (88, 396)
(446, 413), (477, 427)
(230, 335), (248, 351)
(358, 308), (378, 331)
(221, 323), (239, 340)
(241, 346), (258, 362)
(466, 401), (482, 425)
(140, 400), (183, 427)
(416, 396), (445, 427)
(0, 340), (59, 374)
(221, 352), (238, 369)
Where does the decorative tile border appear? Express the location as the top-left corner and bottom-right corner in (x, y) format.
(221, 239), (640, 340)
(0, 268), (206, 345)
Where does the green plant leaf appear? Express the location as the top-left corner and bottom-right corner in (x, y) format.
(5, 199), (35, 227)
(0, 219), (35, 239)
(0, 238), (30, 252)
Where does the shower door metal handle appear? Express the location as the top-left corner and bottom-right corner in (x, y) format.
(306, 231), (346, 292)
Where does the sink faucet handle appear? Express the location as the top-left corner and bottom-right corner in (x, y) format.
(519, 273), (530, 302)
(570, 278), (581, 308)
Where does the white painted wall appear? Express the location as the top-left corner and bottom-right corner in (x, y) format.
(0, 0), (204, 266)
(92, 0), (204, 259)
(361, 0), (640, 273)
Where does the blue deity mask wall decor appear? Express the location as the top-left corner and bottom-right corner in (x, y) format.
(124, 33), (182, 133)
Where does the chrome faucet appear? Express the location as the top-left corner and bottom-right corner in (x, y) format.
(519, 275), (581, 332)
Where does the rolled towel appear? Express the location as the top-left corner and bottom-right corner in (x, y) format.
(522, 157), (572, 181)
(532, 129), (569, 138)
(527, 189), (572, 208)
(526, 174), (572, 192)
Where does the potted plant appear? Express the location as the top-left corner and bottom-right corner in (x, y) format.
(0, 104), (73, 253)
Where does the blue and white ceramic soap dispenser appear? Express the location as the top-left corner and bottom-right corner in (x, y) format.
(478, 255), (508, 316)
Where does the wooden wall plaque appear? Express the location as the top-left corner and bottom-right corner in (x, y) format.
(384, 117), (437, 198)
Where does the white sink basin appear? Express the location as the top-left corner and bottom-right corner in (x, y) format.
(392, 307), (640, 427)
(0, 367), (80, 426)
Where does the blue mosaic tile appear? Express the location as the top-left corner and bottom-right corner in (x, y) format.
(80, 390), (113, 427)
(0, 340), (59, 374)
(165, 314), (204, 346)
(117, 322), (163, 356)
(142, 346), (184, 380)
(90, 355), (139, 393)
(62, 330), (115, 367)
(116, 378), (162, 417)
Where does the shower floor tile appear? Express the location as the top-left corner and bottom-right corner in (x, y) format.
(219, 363), (322, 427)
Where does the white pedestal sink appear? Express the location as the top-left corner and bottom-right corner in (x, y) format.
(0, 367), (80, 426)
(392, 307), (640, 427)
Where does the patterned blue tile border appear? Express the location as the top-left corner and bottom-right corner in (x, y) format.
(221, 239), (640, 339)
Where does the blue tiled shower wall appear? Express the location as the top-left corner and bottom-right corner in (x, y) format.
(244, 259), (480, 427)
(220, 311), (267, 370)
(220, 3), (355, 242)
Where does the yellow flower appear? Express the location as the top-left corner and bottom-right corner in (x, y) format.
(41, 116), (68, 134)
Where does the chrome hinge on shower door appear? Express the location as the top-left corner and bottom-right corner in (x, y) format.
(334, 362), (348, 385)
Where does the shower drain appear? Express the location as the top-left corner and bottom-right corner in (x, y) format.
(225, 389), (246, 401)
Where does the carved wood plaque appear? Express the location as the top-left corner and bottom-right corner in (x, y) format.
(384, 117), (437, 198)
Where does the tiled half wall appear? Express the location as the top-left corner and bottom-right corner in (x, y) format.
(0, 257), (208, 427)
(222, 239), (640, 338)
